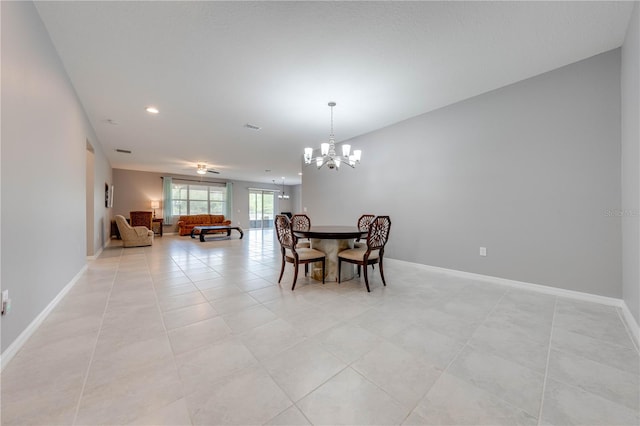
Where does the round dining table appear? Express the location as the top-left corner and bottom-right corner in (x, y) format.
(293, 226), (367, 282)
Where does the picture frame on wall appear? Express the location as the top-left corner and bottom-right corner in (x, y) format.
(105, 183), (114, 208)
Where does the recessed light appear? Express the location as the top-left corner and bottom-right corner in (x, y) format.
(298, 172), (303, 176)
(145, 106), (159, 114)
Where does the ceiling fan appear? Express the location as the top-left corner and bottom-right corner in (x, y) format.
(196, 164), (220, 175)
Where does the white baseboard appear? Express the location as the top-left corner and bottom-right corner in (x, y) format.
(86, 245), (104, 261)
(620, 301), (640, 351)
(0, 265), (88, 371)
(387, 258), (640, 348)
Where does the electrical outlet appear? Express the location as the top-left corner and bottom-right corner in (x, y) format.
(479, 247), (487, 257)
(303, 207), (307, 212)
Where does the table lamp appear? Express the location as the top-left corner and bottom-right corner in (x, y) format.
(150, 200), (160, 218)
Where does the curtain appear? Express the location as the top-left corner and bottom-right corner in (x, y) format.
(162, 176), (173, 224)
(226, 182), (233, 222)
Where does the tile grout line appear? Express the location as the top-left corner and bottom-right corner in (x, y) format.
(536, 297), (558, 426)
(161, 235), (286, 424)
(172, 235), (310, 425)
(71, 246), (123, 426)
(142, 246), (197, 426)
(397, 287), (511, 424)
(184, 234), (381, 425)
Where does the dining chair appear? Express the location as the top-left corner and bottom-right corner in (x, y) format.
(275, 215), (326, 290)
(354, 214), (375, 249)
(291, 213), (312, 248)
(338, 215), (391, 292)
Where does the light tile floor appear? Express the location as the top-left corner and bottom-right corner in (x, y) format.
(2, 230), (638, 425)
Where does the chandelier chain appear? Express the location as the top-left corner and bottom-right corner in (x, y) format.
(330, 104), (334, 137)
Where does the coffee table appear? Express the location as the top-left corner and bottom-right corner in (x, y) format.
(190, 225), (244, 242)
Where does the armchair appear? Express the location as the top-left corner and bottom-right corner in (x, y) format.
(115, 215), (154, 247)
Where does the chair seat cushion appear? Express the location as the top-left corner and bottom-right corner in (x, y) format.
(296, 241), (311, 248)
(285, 247), (325, 261)
(338, 248), (379, 261)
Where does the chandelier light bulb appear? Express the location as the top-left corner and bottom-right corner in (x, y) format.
(304, 147), (313, 161)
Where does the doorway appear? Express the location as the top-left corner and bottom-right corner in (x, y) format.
(249, 190), (275, 229)
(86, 140), (95, 256)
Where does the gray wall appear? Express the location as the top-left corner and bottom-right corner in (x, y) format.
(231, 180), (296, 229)
(622, 3), (640, 324)
(112, 169), (299, 232)
(1, 1), (112, 352)
(112, 169), (165, 218)
(303, 49), (623, 298)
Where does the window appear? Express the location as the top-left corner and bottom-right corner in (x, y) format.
(172, 182), (226, 216)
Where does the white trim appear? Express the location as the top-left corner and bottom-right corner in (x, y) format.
(86, 246), (103, 261)
(620, 301), (640, 350)
(0, 265), (88, 371)
(386, 258), (639, 347)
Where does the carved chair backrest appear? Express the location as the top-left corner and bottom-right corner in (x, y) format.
(357, 214), (375, 232)
(366, 216), (391, 251)
(275, 215), (295, 250)
(291, 214), (311, 231)
(356, 214), (375, 241)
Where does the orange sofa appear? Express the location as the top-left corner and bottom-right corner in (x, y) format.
(176, 214), (231, 236)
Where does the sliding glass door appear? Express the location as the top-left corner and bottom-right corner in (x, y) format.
(249, 190), (275, 229)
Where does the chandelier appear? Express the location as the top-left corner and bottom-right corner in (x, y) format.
(274, 178), (290, 199)
(304, 102), (361, 170)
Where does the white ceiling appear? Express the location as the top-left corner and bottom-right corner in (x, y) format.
(34, 1), (633, 184)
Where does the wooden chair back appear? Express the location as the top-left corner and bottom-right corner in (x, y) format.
(366, 216), (391, 251)
(291, 214), (311, 231)
(356, 214), (375, 242)
(275, 214), (295, 250)
(357, 214), (375, 232)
